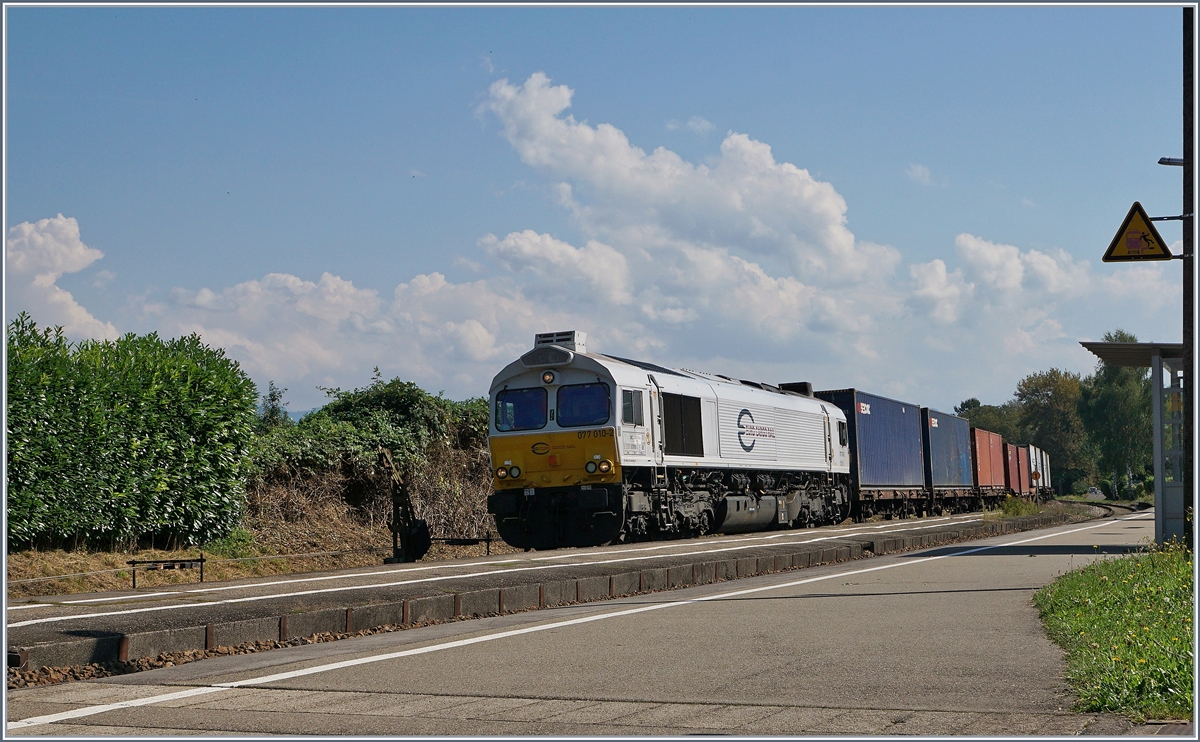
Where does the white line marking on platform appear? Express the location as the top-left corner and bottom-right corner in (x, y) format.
(7, 513), (1148, 731)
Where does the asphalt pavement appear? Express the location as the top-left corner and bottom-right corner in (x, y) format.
(9, 509), (1189, 736)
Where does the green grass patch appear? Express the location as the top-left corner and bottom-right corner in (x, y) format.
(1034, 541), (1194, 721)
(999, 495), (1041, 517)
(200, 527), (258, 559)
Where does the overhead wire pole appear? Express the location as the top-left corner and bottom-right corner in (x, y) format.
(1184, 6), (1194, 548)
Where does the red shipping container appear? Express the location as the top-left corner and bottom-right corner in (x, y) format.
(970, 428), (1005, 489)
(1004, 442), (1021, 494)
(990, 434), (1005, 486)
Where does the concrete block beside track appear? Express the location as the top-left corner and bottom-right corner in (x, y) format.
(127, 625), (207, 659)
(499, 584), (540, 613)
(611, 572), (640, 596)
(736, 558), (757, 578)
(352, 602), (405, 630)
(694, 562), (716, 585)
(212, 617), (277, 649)
(457, 589), (500, 618)
(577, 576), (610, 603)
(666, 566), (692, 588)
(22, 636), (121, 670)
(715, 559), (737, 581)
(640, 568), (667, 591)
(284, 607), (346, 638)
(408, 595), (454, 625)
(541, 579), (576, 607)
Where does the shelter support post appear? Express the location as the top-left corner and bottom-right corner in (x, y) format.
(1154, 353), (1188, 544)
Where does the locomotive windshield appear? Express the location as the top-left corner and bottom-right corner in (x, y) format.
(556, 383), (611, 427)
(494, 387), (547, 431)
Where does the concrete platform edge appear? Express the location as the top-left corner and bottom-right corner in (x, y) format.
(9, 511), (1076, 671)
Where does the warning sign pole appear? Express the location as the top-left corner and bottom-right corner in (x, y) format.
(1183, 7), (1193, 548)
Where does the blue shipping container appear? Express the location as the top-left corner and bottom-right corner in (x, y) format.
(815, 389), (924, 489)
(921, 408), (973, 489)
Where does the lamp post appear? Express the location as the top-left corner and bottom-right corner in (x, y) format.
(1157, 8), (1194, 546)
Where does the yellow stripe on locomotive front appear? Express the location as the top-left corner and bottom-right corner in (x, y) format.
(490, 428), (620, 489)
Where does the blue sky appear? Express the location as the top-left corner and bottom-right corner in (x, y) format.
(5, 5), (1190, 412)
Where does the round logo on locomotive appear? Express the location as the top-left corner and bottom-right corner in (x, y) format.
(737, 409), (756, 452)
(531, 442), (550, 455)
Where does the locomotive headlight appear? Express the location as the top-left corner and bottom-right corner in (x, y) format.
(542, 370), (556, 384)
(508, 466), (521, 478)
(585, 461), (598, 474)
(598, 459), (613, 473)
(496, 467), (508, 479)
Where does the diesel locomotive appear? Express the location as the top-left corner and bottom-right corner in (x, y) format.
(486, 331), (1051, 550)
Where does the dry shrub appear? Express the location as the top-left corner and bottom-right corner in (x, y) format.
(407, 441), (494, 538)
(246, 472), (354, 525)
(245, 440), (493, 540)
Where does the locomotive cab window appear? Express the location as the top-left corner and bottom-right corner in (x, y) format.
(557, 383), (611, 427)
(838, 421), (847, 447)
(494, 387), (548, 431)
(621, 389), (644, 425)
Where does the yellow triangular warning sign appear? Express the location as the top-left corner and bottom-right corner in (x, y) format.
(1103, 202), (1173, 262)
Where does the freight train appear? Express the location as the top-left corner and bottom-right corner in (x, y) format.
(486, 331), (1053, 550)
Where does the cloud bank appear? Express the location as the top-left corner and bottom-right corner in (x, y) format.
(6, 74), (1178, 410)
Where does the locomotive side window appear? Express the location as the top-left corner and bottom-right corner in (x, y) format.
(494, 388), (548, 431)
(621, 389), (644, 425)
(838, 420), (848, 446)
(662, 393), (704, 456)
(557, 383), (611, 427)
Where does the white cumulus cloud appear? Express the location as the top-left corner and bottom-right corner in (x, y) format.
(484, 72), (898, 285)
(6, 215), (118, 340)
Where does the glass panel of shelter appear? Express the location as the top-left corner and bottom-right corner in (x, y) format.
(1162, 360), (1184, 485)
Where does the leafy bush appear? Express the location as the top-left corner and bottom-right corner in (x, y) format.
(6, 313), (257, 549)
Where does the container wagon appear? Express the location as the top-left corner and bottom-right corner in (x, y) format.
(970, 428), (1006, 508)
(1003, 442), (1021, 496)
(1025, 444), (1047, 501)
(815, 389), (926, 518)
(1015, 445), (1032, 497)
(1036, 447), (1053, 498)
(921, 408), (973, 513)
(1020, 444), (1050, 501)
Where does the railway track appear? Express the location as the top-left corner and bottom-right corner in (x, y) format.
(6, 506), (1101, 680)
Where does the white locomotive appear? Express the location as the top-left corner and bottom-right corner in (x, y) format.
(487, 331), (852, 549)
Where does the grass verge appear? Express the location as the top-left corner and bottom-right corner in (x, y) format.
(1034, 540), (1194, 722)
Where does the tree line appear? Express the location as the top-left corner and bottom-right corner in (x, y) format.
(953, 330), (1152, 497)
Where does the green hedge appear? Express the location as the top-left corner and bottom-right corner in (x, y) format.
(6, 313), (257, 548)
